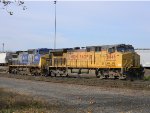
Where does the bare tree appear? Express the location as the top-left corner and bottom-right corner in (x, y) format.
(0, 0), (26, 15)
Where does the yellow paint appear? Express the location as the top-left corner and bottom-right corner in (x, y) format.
(39, 54), (50, 68)
(49, 50), (140, 69)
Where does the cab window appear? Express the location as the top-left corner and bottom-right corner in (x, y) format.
(117, 47), (125, 52)
(108, 47), (115, 53)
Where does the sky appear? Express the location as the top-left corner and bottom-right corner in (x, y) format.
(0, 1), (150, 51)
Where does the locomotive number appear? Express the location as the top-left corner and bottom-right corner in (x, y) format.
(106, 54), (116, 60)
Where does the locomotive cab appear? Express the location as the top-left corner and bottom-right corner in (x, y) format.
(115, 44), (140, 68)
(106, 44), (140, 68)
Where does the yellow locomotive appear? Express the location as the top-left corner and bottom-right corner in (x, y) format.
(46, 44), (144, 79)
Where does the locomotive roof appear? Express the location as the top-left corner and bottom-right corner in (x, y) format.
(28, 49), (36, 51)
(16, 51), (27, 54)
(86, 44), (133, 49)
(50, 48), (73, 53)
(49, 44), (134, 53)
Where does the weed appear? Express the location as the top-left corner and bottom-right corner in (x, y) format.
(0, 88), (59, 113)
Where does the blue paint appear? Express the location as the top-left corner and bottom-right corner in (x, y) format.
(22, 54), (28, 64)
(34, 54), (41, 64)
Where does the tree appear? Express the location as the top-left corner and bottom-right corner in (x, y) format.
(0, 0), (26, 15)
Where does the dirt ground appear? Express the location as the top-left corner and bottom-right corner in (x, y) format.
(0, 77), (150, 113)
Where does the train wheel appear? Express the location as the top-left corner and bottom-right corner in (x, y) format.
(127, 73), (134, 81)
(104, 75), (109, 79)
(44, 70), (50, 77)
(99, 74), (105, 79)
(65, 72), (69, 77)
(96, 74), (100, 78)
(95, 70), (100, 78)
(62, 70), (69, 77)
(99, 72), (104, 79)
(14, 69), (18, 75)
(96, 70), (105, 79)
(57, 72), (61, 77)
(52, 71), (57, 77)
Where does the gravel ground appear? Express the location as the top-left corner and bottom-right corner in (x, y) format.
(1, 73), (150, 91)
(0, 77), (150, 113)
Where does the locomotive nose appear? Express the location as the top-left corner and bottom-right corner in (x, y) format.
(122, 52), (140, 68)
(132, 52), (140, 67)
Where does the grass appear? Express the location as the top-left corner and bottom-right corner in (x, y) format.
(144, 76), (150, 81)
(0, 88), (71, 113)
(0, 88), (79, 113)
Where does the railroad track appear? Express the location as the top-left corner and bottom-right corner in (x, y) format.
(0, 73), (150, 90)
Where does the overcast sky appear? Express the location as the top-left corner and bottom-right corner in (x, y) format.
(0, 1), (150, 51)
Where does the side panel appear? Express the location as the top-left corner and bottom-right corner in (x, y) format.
(66, 51), (122, 68)
(18, 54), (22, 64)
(67, 52), (89, 68)
(33, 54), (41, 64)
(22, 54), (28, 65)
(28, 54), (34, 65)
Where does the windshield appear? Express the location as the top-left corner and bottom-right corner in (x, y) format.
(127, 48), (134, 52)
(117, 47), (125, 52)
(12, 54), (18, 58)
(117, 46), (134, 52)
(28, 51), (34, 54)
(39, 50), (49, 54)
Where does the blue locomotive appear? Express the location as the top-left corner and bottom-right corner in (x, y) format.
(15, 48), (50, 65)
(10, 48), (50, 75)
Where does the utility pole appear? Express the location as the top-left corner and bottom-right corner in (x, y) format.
(2, 43), (4, 52)
(54, 1), (57, 49)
